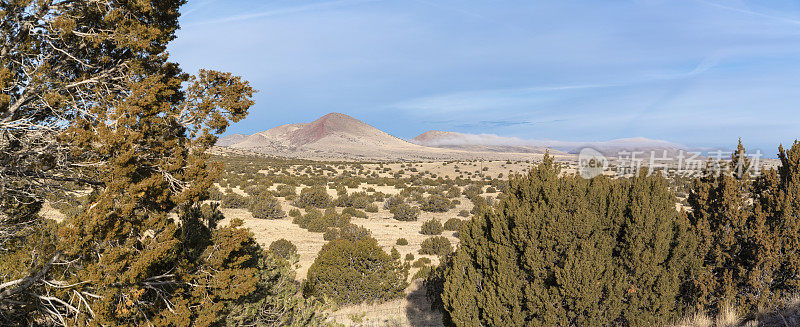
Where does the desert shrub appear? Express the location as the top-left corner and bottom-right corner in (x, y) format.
(226, 251), (326, 326)
(392, 203), (420, 222)
(275, 184), (296, 197)
(350, 192), (372, 209)
(438, 155), (697, 326)
(294, 186), (332, 208)
(221, 192), (249, 209)
(248, 193), (285, 219)
(405, 253), (415, 261)
(421, 219), (443, 235)
(269, 239), (297, 259)
(341, 207), (367, 218)
(292, 208), (318, 229)
(419, 236), (452, 256)
(383, 195), (405, 211)
(364, 203), (379, 213)
(446, 187), (461, 198)
(323, 223), (372, 242)
(304, 236), (408, 305)
(458, 209), (470, 217)
(396, 238), (408, 246)
(288, 208), (302, 218)
(413, 266), (433, 280)
(209, 186), (224, 201)
(420, 195), (451, 213)
(302, 208), (350, 233)
(322, 228), (337, 241)
(462, 184), (482, 199)
(244, 184), (270, 197)
(443, 218), (463, 231)
(412, 257), (431, 268)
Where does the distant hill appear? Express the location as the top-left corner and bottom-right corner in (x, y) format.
(217, 113), (551, 161)
(216, 133), (249, 147)
(411, 131), (559, 154)
(217, 113), (693, 161)
(411, 131), (690, 158)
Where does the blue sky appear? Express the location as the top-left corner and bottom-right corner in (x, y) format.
(170, 0), (800, 154)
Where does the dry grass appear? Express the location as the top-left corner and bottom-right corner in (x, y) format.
(672, 298), (800, 327)
(325, 280), (442, 327)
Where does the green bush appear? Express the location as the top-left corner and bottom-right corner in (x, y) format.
(293, 186), (331, 208)
(275, 184), (296, 197)
(412, 266), (433, 280)
(392, 203), (420, 222)
(419, 236), (452, 256)
(304, 236), (408, 305)
(288, 208), (302, 218)
(244, 185), (270, 197)
(396, 238), (408, 246)
(248, 193), (285, 219)
(420, 219), (443, 235)
(323, 223), (372, 242)
(221, 192), (249, 209)
(457, 209), (470, 217)
(268, 238), (297, 259)
(364, 203), (379, 213)
(462, 185), (482, 199)
(412, 257), (431, 268)
(341, 207), (367, 218)
(443, 218), (463, 231)
(350, 192), (372, 209)
(383, 195), (404, 211)
(420, 195), (451, 213)
(300, 208), (349, 233)
(226, 251), (326, 326)
(438, 155), (697, 326)
(405, 253), (415, 261)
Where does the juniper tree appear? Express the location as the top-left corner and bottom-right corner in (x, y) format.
(304, 235), (408, 305)
(0, 1), (322, 325)
(682, 140), (800, 317)
(685, 140), (754, 314)
(439, 154), (696, 326)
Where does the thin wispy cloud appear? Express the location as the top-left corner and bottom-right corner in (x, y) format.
(697, 0), (800, 26)
(181, 0), (217, 17)
(184, 0), (378, 27)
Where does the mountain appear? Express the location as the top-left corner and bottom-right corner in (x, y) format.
(411, 131), (557, 154)
(218, 113), (690, 161)
(216, 134), (249, 147)
(411, 131), (690, 158)
(565, 137), (691, 157)
(219, 113), (548, 161)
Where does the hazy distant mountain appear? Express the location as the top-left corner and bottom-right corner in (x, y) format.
(217, 113), (691, 161)
(411, 131), (690, 158)
(411, 131), (558, 154)
(565, 137), (691, 157)
(219, 113), (551, 161)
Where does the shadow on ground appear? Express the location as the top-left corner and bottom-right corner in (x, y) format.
(405, 280), (443, 327)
